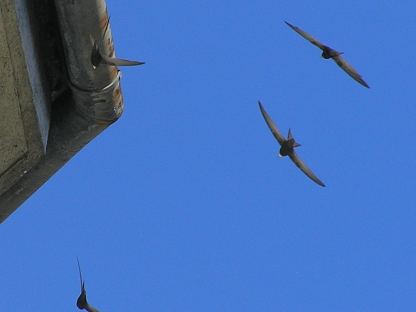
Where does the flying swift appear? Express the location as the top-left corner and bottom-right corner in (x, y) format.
(285, 21), (369, 88)
(258, 101), (325, 187)
(76, 258), (100, 312)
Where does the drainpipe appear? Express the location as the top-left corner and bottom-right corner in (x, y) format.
(54, 0), (124, 123)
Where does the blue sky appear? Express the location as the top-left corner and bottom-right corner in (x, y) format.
(2, 0), (416, 311)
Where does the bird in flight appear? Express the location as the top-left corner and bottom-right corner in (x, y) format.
(284, 21), (369, 88)
(90, 38), (145, 68)
(258, 101), (325, 187)
(76, 258), (100, 312)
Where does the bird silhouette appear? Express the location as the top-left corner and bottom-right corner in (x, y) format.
(90, 37), (145, 68)
(284, 21), (369, 88)
(76, 258), (100, 312)
(258, 101), (325, 187)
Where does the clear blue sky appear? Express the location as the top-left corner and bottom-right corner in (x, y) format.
(2, 0), (416, 311)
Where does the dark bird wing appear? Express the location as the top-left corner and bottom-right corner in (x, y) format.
(77, 257), (84, 292)
(100, 54), (145, 67)
(284, 21), (326, 50)
(76, 259), (100, 311)
(90, 36), (145, 67)
(101, 54), (144, 66)
(288, 151), (325, 187)
(85, 304), (100, 312)
(332, 55), (369, 88)
(258, 101), (285, 145)
(76, 258), (88, 309)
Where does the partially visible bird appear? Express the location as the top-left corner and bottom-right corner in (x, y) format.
(284, 21), (369, 88)
(90, 37), (145, 68)
(76, 258), (100, 312)
(258, 101), (326, 187)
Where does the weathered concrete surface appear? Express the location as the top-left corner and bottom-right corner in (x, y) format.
(0, 0), (49, 205)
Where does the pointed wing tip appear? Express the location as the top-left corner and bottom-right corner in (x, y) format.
(257, 101), (286, 145)
(130, 60), (146, 66)
(288, 153), (326, 188)
(334, 57), (370, 88)
(101, 55), (145, 67)
(357, 79), (370, 88)
(284, 21), (293, 27)
(76, 257), (85, 290)
(258, 100), (266, 112)
(312, 175), (326, 187)
(357, 76), (370, 88)
(115, 60), (145, 66)
(312, 177), (326, 187)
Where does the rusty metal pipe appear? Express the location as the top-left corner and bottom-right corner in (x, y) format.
(54, 0), (124, 123)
